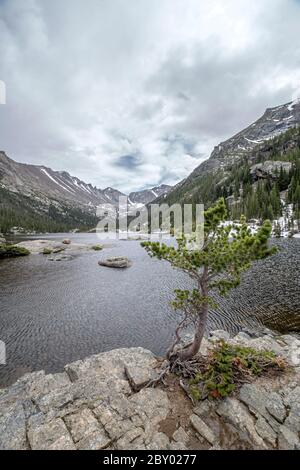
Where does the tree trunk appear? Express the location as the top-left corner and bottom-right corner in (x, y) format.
(178, 303), (208, 361)
(177, 266), (209, 361)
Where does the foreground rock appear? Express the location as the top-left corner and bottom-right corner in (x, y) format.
(98, 256), (132, 268)
(0, 348), (168, 450)
(0, 331), (299, 450)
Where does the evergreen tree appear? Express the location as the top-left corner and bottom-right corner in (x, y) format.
(142, 198), (276, 361)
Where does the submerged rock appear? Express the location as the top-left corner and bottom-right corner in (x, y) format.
(47, 254), (74, 262)
(98, 256), (132, 268)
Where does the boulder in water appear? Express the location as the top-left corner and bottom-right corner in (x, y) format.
(98, 256), (132, 268)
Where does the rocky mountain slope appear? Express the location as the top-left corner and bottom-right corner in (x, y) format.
(128, 184), (171, 206)
(0, 152), (171, 232)
(198, 98), (300, 175)
(0, 152), (170, 209)
(159, 99), (300, 208)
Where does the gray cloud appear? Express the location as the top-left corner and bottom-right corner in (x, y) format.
(0, 0), (300, 193)
(113, 154), (141, 170)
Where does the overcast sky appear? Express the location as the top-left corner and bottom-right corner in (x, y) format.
(0, 0), (300, 193)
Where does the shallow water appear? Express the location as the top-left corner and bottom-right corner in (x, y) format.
(0, 233), (299, 387)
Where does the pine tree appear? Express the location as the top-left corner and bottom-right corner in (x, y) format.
(142, 198), (276, 361)
(270, 185), (281, 217)
(293, 184), (300, 227)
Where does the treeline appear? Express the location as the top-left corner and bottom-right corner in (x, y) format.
(0, 187), (99, 233)
(225, 159), (300, 221)
(199, 127), (300, 222)
(288, 163), (300, 222)
(162, 125), (300, 223)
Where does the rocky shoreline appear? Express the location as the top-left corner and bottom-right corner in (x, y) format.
(0, 330), (299, 450)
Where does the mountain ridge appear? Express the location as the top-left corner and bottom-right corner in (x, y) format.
(0, 151), (171, 208)
(0, 151), (171, 233)
(157, 99), (300, 208)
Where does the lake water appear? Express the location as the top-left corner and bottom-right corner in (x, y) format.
(0, 233), (299, 387)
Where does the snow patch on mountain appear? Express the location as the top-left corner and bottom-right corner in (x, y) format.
(40, 168), (73, 194)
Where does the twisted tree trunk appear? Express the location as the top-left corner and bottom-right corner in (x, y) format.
(178, 304), (208, 361)
(177, 266), (209, 361)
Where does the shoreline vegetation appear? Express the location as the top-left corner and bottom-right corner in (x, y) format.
(0, 244), (30, 258)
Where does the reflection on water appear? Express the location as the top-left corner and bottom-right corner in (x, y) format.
(0, 234), (299, 387)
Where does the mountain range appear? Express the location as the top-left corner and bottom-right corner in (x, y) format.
(0, 152), (171, 209)
(0, 152), (171, 232)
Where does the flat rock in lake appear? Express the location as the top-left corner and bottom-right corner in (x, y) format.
(16, 240), (93, 254)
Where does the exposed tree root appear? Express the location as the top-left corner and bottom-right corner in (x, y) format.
(143, 341), (287, 403)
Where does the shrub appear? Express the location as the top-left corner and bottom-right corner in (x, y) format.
(42, 248), (53, 255)
(91, 244), (103, 251)
(182, 341), (286, 400)
(0, 245), (30, 258)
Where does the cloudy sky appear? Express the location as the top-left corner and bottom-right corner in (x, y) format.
(0, 0), (300, 193)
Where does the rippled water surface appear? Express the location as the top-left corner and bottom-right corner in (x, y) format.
(0, 234), (299, 387)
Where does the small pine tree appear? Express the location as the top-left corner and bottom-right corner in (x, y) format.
(142, 198), (276, 361)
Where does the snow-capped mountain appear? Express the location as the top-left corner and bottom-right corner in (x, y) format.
(0, 152), (124, 209)
(0, 151), (172, 232)
(193, 98), (300, 176)
(128, 185), (171, 206)
(0, 151), (171, 210)
(216, 98), (298, 153)
(160, 99), (300, 204)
